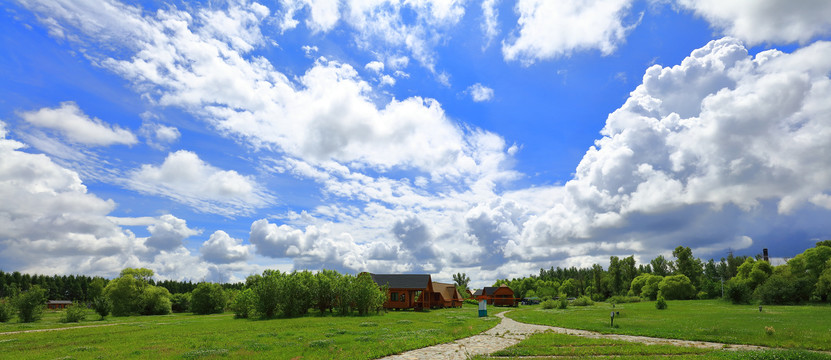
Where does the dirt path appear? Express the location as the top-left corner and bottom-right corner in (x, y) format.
(0, 323), (121, 335)
(380, 310), (797, 359)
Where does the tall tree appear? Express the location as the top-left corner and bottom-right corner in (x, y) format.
(650, 255), (671, 277)
(672, 246), (703, 286)
(452, 273), (470, 293)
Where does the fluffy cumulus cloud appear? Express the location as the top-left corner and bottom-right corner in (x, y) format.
(502, 0), (637, 63)
(140, 121), (181, 150)
(676, 0), (831, 45)
(200, 230), (253, 264)
(0, 121), (208, 279)
(514, 38), (831, 261)
(19, 102), (137, 146)
(127, 150), (272, 216)
(468, 83), (494, 102)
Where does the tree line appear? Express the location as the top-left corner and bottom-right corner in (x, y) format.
(0, 268), (386, 323)
(495, 241), (831, 305)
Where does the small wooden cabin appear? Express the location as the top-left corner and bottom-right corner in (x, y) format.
(475, 285), (517, 307)
(46, 300), (73, 310)
(431, 282), (463, 308)
(369, 274), (434, 310)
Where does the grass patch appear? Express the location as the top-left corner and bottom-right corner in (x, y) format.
(474, 331), (831, 360)
(507, 300), (831, 351)
(0, 304), (505, 359)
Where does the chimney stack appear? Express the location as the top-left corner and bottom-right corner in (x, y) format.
(763, 248), (769, 262)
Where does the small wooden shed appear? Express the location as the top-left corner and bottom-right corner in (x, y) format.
(369, 274), (434, 310)
(46, 300), (73, 310)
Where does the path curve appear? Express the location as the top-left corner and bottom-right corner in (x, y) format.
(380, 310), (794, 359)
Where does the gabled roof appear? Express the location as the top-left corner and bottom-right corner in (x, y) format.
(369, 273), (432, 289)
(432, 282), (462, 300)
(473, 289), (483, 296)
(482, 286), (498, 296)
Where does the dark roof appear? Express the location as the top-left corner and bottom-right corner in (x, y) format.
(369, 274), (432, 289)
(47, 300), (73, 304)
(473, 289), (483, 296)
(482, 287), (498, 296)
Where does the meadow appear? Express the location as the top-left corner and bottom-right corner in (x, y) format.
(0, 305), (504, 359)
(472, 331), (831, 360)
(507, 299), (831, 351)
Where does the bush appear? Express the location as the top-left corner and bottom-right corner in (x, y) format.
(0, 299), (13, 322)
(754, 274), (813, 305)
(607, 295), (641, 304)
(231, 288), (255, 319)
(541, 299), (557, 309)
(725, 278), (752, 304)
(61, 302), (87, 323)
(252, 271), (281, 318)
(139, 286), (172, 315)
(657, 275), (696, 300)
(92, 296), (111, 319)
(656, 296), (667, 310)
(191, 283), (227, 315)
(557, 296), (569, 309)
(464, 299), (478, 305)
(170, 293), (191, 313)
(12, 285), (47, 323)
(571, 296), (594, 306)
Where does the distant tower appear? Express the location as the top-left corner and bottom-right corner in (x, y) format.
(763, 248), (769, 262)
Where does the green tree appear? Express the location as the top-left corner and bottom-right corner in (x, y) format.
(815, 262), (831, 302)
(191, 283), (227, 315)
(333, 274), (354, 315)
(105, 268), (171, 316)
(657, 274), (696, 300)
(671, 246), (703, 287)
(231, 288), (255, 318)
(630, 273), (662, 299)
(252, 270), (281, 318)
(608, 256), (623, 295)
(92, 296), (111, 319)
(12, 285), (47, 323)
(0, 298), (13, 322)
(170, 293), (191, 313)
(558, 278), (578, 297)
(650, 255), (671, 277)
(313, 270), (337, 313)
(453, 273), (471, 295)
(60, 302), (87, 323)
(139, 285), (171, 315)
(352, 273), (385, 316)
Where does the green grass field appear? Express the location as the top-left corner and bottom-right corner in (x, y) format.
(0, 305), (504, 359)
(507, 299), (831, 351)
(472, 332), (831, 360)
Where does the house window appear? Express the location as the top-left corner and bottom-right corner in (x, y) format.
(401, 293), (406, 302)
(391, 292), (398, 301)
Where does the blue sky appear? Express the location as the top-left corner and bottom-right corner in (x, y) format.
(2, 0), (831, 287)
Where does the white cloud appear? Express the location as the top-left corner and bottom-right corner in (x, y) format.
(127, 150), (273, 216)
(145, 214), (202, 251)
(278, 0), (340, 33)
(364, 60), (385, 73)
(200, 230), (253, 264)
(481, 0), (500, 49)
(516, 38), (831, 260)
(468, 83), (494, 102)
(140, 121), (181, 150)
(502, 0), (637, 64)
(676, 0), (831, 45)
(19, 102), (137, 146)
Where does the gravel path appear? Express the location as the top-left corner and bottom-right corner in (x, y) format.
(380, 310), (774, 359)
(0, 323), (120, 335)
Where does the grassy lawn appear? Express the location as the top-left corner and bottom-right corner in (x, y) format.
(506, 300), (831, 351)
(0, 305), (504, 359)
(472, 332), (831, 360)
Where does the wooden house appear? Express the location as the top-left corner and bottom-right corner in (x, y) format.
(465, 289), (474, 299)
(369, 274), (434, 310)
(431, 282), (463, 308)
(46, 300), (73, 310)
(475, 285), (517, 307)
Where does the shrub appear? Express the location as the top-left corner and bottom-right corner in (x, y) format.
(139, 286), (172, 315)
(725, 278), (752, 304)
(12, 285), (47, 323)
(655, 296), (667, 310)
(231, 288), (254, 319)
(253, 271), (281, 319)
(765, 326), (775, 336)
(541, 299), (557, 309)
(170, 293), (191, 313)
(754, 274), (813, 305)
(61, 302), (87, 323)
(557, 296), (569, 309)
(92, 296), (111, 319)
(0, 299), (13, 322)
(191, 283), (227, 315)
(571, 296), (594, 306)
(657, 275), (696, 300)
(464, 299), (478, 305)
(608, 295), (641, 304)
